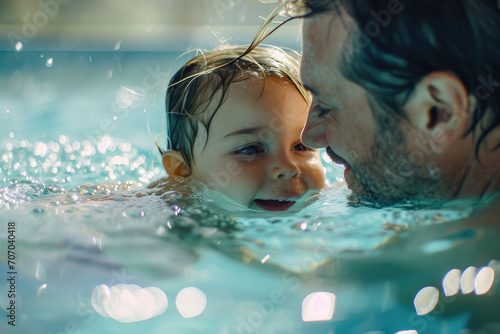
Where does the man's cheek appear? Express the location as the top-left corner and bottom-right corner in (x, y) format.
(325, 122), (348, 151)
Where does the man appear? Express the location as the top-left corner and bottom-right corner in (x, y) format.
(277, 2), (500, 329)
(295, 0), (500, 206)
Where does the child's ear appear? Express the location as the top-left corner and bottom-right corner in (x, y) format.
(162, 151), (191, 177)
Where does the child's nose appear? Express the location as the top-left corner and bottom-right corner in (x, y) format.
(269, 154), (301, 181)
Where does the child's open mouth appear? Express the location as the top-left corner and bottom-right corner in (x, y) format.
(253, 199), (296, 211)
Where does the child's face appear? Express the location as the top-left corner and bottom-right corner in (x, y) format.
(190, 77), (326, 211)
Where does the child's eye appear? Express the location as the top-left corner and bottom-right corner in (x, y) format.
(234, 144), (265, 155)
(292, 143), (314, 151)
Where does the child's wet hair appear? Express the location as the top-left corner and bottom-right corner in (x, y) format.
(159, 45), (309, 168)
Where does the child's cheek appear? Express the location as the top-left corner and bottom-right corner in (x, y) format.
(235, 164), (263, 183)
(302, 158), (327, 190)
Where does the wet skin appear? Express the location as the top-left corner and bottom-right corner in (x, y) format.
(190, 77), (326, 211)
(299, 11), (481, 205)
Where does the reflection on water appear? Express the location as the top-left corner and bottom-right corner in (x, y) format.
(461, 267), (478, 294)
(175, 287), (207, 319)
(302, 292), (336, 322)
(91, 284), (168, 323)
(475, 267), (494, 295)
(443, 269), (461, 297)
(414, 287), (439, 316)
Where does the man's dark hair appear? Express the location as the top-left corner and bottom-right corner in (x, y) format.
(297, 0), (500, 154)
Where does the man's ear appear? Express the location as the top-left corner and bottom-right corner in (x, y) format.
(162, 150), (191, 177)
(403, 71), (470, 153)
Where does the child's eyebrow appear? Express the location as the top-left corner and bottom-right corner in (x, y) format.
(223, 127), (262, 139)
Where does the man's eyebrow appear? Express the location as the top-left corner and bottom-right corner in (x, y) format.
(223, 127), (261, 139)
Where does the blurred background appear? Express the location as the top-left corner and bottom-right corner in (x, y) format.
(0, 0), (305, 182)
(0, 0), (303, 146)
(0, 0), (302, 51)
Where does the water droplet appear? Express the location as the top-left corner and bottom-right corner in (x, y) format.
(69, 194), (80, 203)
(32, 207), (45, 214)
(48, 184), (65, 193)
(15, 42), (23, 52)
(116, 87), (136, 108)
(156, 226), (166, 236)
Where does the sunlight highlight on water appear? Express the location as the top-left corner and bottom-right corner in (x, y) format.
(91, 284), (168, 323)
(413, 286), (439, 316)
(301, 292), (336, 322)
(442, 268), (462, 297)
(175, 287), (207, 319)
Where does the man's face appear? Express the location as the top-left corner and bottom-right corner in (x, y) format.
(301, 11), (454, 205)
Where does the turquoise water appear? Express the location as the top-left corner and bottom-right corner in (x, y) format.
(1, 51), (500, 334)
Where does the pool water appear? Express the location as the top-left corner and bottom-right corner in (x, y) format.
(1, 51), (500, 334)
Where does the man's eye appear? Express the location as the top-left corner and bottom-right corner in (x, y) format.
(292, 143), (313, 151)
(313, 104), (331, 117)
(234, 144), (265, 155)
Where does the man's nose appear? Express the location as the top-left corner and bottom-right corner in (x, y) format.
(301, 106), (328, 149)
(269, 152), (301, 181)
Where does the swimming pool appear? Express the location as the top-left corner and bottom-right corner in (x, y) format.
(1, 50), (500, 334)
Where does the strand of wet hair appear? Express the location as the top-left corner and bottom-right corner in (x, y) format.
(156, 3), (299, 157)
(167, 4), (296, 90)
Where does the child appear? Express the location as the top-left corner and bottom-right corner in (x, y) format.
(151, 46), (326, 212)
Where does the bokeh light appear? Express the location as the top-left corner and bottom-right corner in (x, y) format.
(302, 292), (336, 322)
(460, 266), (477, 294)
(413, 286), (439, 316)
(91, 284), (168, 322)
(475, 266), (495, 295)
(442, 269), (461, 297)
(175, 287), (207, 319)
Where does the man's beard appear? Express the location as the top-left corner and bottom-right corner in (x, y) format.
(347, 116), (453, 207)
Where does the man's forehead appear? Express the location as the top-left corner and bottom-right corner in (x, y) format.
(301, 9), (353, 55)
(298, 0), (341, 16)
(301, 14), (351, 97)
